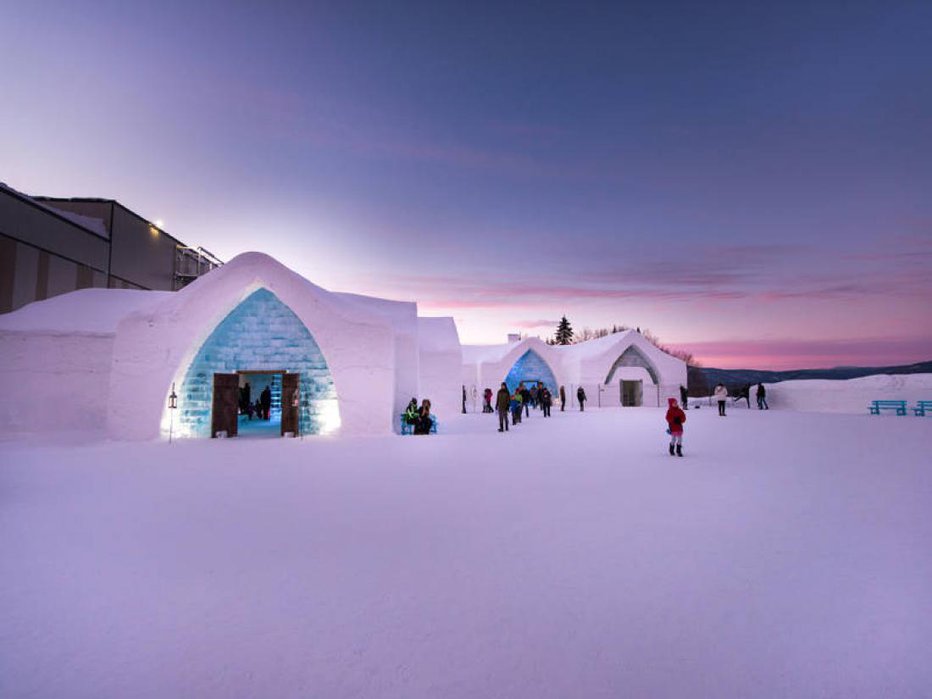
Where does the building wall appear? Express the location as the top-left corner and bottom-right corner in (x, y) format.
(109, 204), (178, 291)
(2, 192), (218, 315)
(0, 190), (110, 313)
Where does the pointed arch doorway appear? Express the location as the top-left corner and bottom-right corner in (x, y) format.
(503, 349), (558, 394)
(171, 287), (340, 439)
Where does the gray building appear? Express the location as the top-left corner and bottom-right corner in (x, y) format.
(0, 183), (220, 313)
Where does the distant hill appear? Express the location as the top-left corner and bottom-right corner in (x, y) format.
(688, 360), (932, 394)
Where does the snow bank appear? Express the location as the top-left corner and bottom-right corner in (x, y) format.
(761, 374), (932, 414)
(1, 409), (929, 698)
(0, 289), (168, 335)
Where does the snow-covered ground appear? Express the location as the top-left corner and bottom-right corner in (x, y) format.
(2, 407), (930, 698)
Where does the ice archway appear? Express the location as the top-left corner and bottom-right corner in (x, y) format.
(171, 288), (339, 438)
(504, 349), (559, 394)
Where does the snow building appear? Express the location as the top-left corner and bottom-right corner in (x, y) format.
(462, 332), (687, 408)
(0, 252), (461, 440)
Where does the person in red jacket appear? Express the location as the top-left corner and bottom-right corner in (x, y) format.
(665, 397), (686, 457)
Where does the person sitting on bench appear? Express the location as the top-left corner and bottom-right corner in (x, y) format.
(414, 399), (433, 435)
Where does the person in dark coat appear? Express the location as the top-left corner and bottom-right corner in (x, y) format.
(735, 384), (752, 408)
(240, 382), (252, 418)
(495, 383), (511, 432)
(414, 399), (433, 435)
(756, 383), (769, 410)
(483, 387), (493, 413)
(540, 387), (552, 417)
(665, 397), (686, 457)
(679, 384), (688, 410)
(520, 384), (531, 417)
(577, 386), (587, 411)
(260, 385), (272, 420)
(559, 385), (566, 411)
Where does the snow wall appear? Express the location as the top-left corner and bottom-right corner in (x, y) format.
(417, 317), (463, 419)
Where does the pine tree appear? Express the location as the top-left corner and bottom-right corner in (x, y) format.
(555, 316), (574, 345)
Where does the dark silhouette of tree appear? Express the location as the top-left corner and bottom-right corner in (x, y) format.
(554, 316), (574, 345)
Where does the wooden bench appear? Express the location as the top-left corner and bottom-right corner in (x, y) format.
(868, 400), (907, 416)
(912, 400), (932, 416)
(400, 414), (438, 434)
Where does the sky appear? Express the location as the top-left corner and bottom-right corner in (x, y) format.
(1, 0), (930, 369)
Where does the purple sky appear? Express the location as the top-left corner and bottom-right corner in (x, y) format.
(2, 1), (930, 369)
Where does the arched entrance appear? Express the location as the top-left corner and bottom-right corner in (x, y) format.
(604, 345), (659, 407)
(503, 349), (558, 394)
(171, 288), (339, 438)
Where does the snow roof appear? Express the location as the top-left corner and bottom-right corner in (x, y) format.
(0, 289), (171, 335)
(1, 182), (109, 239)
(554, 329), (638, 359)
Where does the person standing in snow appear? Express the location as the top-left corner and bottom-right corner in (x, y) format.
(521, 384), (531, 417)
(495, 383), (511, 432)
(540, 386), (552, 417)
(577, 386), (587, 411)
(483, 387), (493, 413)
(511, 389), (523, 425)
(679, 384), (688, 410)
(756, 383), (769, 410)
(713, 383), (728, 416)
(260, 385), (272, 420)
(665, 397), (686, 457)
(559, 385), (566, 411)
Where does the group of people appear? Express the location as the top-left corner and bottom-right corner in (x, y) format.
(238, 382), (273, 421)
(490, 381), (594, 432)
(403, 398), (434, 435)
(712, 383), (769, 416)
(483, 382), (588, 424)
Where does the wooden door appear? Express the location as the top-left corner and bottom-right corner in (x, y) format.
(281, 373), (300, 437)
(211, 373), (239, 437)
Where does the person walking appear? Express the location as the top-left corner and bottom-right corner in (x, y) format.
(260, 384), (272, 420)
(756, 383), (769, 410)
(511, 389), (523, 425)
(495, 383), (511, 432)
(242, 381), (252, 419)
(679, 384), (688, 410)
(577, 386), (587, 412)
(665, 397), (686, 457)
(521, 384), (531, 417)
(713, 383), (728, 416)
(540, 387), (552, 417)
(559, 385), (566, 412)
(483, 387), (493, 413)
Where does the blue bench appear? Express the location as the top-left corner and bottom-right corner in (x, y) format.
(868, 400), (907, 416)
(913, 400), (932, 416)
(400, 414), (438, 434)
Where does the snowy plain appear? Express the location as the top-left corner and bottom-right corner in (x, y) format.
(2, 404), (931, 698)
